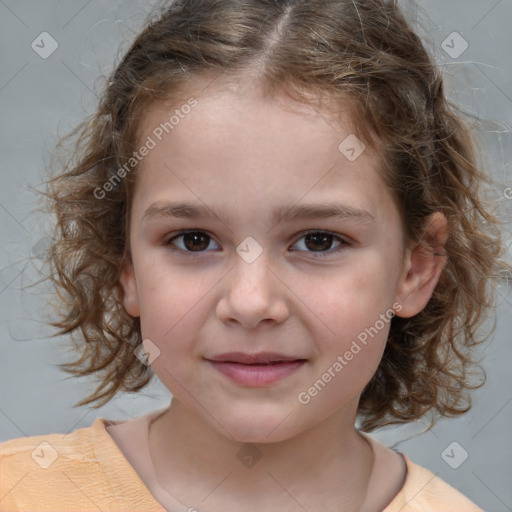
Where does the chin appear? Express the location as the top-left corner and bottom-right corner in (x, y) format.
(214, 407), (303, 445)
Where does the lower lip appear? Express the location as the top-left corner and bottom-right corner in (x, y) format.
(207, 360), (306, 387)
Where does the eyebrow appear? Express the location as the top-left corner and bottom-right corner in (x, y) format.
(142, 201), (375, 226)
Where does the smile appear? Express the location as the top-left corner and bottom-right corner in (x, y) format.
(205, 352), (307, 387)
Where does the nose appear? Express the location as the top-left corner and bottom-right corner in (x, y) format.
(215, 252), (290, 330)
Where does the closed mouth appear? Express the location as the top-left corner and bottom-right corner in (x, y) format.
(206, 352), (306, 365)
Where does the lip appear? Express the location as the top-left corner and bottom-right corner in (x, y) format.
(208, 352), (304, 364)
(205, 352), (307, 387)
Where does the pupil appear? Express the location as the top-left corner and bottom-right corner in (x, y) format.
(180, 232), (333, 252)
(184, 232), (209, 251)
(305, 233), (332, 251)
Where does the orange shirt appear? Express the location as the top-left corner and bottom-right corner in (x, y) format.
(0, 411), (483, 512)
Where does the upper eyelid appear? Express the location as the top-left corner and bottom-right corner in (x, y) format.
(290, 230), (348, 246)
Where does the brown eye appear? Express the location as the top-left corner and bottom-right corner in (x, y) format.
(166, 231), (219, 252)
(304, 232), (335, 252)
(291, 230), (347, 257)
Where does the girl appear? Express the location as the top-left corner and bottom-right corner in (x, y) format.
(1, 0), (509, 510)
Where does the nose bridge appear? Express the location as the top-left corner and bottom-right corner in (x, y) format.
(216, 245), (289, 328)
(231, 247), (275, 297)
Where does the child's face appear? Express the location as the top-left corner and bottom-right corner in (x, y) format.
(120, 81), (422, 442)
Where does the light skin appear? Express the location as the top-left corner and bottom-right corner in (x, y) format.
(119, 78), (447, 511)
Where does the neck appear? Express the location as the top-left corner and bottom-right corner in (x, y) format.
(149, 398), (374, 511)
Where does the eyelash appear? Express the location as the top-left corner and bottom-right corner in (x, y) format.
(164, 229), (350, 258)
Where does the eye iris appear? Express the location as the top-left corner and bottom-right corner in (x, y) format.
(177, 232), (338, 252)
(183, 232), (210, 251)
(305, 233), (332, 252)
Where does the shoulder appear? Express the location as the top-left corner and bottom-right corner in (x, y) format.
(1, 420), (98, 465)
(0, 425), (98, 511)
(0, 419), (164, 512)
(384, 454), (484, 512)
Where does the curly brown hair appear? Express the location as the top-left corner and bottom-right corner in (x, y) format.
(43, 0), (510, 432)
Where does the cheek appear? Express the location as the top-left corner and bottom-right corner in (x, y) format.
(135, 259), (221, 359)
(296, 333), (387, 425)
(297, 251), (398, 340)
(311, 310), (390, 400)
(136, 251), (196, 315)
(294, 252), (396, 395)
(297, 273), (393, 414)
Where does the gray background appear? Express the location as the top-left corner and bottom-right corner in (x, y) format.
(0, 1), (511, 510)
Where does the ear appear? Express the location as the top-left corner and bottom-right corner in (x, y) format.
(394, 212), (448, 318)
(118, 257), (140, 317)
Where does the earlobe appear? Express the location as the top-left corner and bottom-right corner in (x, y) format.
(395, 212), (448, 318)
(118, 257), (141, 318)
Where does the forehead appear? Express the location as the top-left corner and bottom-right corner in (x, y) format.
(136, 75), (370, 167)
(131, 81), (391, 226)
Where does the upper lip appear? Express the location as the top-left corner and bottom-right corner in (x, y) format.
(206, 352), (306, 364)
